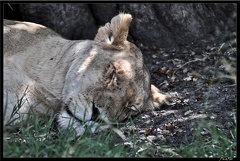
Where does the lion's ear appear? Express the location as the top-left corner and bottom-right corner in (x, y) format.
(94, 13), (132, 50)
(102, 64), (118, 90)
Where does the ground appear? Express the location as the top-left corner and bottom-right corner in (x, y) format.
(118, 40), (237, 156)
(3, 38), (236, 158)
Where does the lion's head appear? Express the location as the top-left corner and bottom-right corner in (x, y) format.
(82, 13), (169, 121)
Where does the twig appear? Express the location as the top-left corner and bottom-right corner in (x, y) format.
(223, 84), (236, 88)
(173, 57), (207, 76)
(192, 85), (204, 93)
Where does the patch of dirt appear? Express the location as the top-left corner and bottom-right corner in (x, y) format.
(119, 40), (237, 154)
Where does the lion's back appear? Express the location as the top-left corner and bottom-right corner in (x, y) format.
(4, 19), (61, 56)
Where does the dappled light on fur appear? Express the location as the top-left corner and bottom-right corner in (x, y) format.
(77, 49), (98, 79)
(4, 20), (46, 34)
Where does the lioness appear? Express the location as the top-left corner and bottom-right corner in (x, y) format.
(4, 13), (169, 137)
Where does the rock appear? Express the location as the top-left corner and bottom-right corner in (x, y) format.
(182, 50), (188, 54)
(152, 55), (158, 59)
(139, 130), (145, 134)
(4, 3), (236, 50)
(141, 114), (150, 119)
(200, 128), (210, 136)
(18, 3), (97, 40)
(184, 110), (193, 116)
(206, 45), (212, 51)
(89, 4), (118, 25)
(147, 135), (156, 142)
(152, 111), (159, 116)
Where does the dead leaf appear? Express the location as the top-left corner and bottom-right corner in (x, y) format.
(164, 122), (175, 131)
(196, 94), (203, 101)
(158, 69), (164, 75)
(205, 78), (212, 84)
(168, 82), (175, 88)
(205, 78), (219, 84)
(144, 128), (152, 135)
(165, 69), (172, 76)
(191, 73), (200, 79)
(153, 46), (160, 51)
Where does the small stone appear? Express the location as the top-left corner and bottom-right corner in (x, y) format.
(210, 114), (217, 119)
(190, 51), (195, 56)
(192, 78), (198, 81)
(225, 122), (233, 128)
(145, 120), (151, 124)
(160, 50), (165, 54)
(183, 76), (192, 81)
(206, 45), (211, 51)
(182, 49), (188, 54)
(152, 55), (157, 59)
(163, 53), (169, 57)
(177, 129), (183, 133)
(200, 128), (209, 136)
(184, 110), (193, 116)
(152, 111), (158, 116)
(139, 130), (145, 134)
(161, 66), (167, 71)
(183, 68), (188, 73)
(147, 135), (156, 142)
(124, 141), (133, 147)
(226, 111), (234, 117)
(142, 115), (150, 119)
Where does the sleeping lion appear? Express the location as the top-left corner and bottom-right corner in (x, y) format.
(4, 13), (169, 137)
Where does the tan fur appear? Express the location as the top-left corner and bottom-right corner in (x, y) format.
(3, 13), (169, 137)
(94, 13), (132, 50)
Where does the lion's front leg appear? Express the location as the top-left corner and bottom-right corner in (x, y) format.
(57, 110), (98, 137)
(151, 84), (170, 108)
(57, 94), (99, 137)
